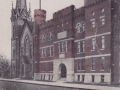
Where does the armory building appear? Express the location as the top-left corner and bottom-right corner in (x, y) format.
(11, 0), (120, 84)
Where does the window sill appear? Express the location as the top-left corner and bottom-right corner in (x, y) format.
(41, 57), (46, 58)
(100, 49), (105, 51)
(77, 70), (85, 71)
(77, 52), (85, 54)
(100, 70), (105, 71)
(77, 31), (85, 34)
(49, 56), (53, 57)
(91, 50), (95, 52)
(59, 52), (67, 54)
(100, 24), (105, 26)
(91, 70), (95, 71)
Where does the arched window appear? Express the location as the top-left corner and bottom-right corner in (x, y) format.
(48, 32), (54, 40)
(24, 36), (30, 55)
(41, 34), (46, 42)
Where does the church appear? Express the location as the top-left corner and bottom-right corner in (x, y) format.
(11, 0), (120, 84)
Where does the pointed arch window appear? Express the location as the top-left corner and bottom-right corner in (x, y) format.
(24, 36), (30, 55)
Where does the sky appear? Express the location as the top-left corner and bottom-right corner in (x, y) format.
(0, 0), (84, 59)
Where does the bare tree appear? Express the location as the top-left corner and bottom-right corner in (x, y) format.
(0, 55), (11, 78)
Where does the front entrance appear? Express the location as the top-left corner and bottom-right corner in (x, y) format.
(60, 64), (67, 78)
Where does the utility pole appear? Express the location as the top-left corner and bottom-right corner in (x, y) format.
(39, 0), (41, 9)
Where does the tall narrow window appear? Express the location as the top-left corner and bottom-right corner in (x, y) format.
(25, 36), (30, 55)
(76, 23), (81, 33)
(82, 75), (85, 82)
(48, 32), (54, 40)
(101, 57), (105, 70)
(78, 42), (81, 53)
(50, 46), (54, 56)
(101, 75), (104, 83)
(92, 58), (96, 70)
(81, 22), (85, 32)
(78, 75), (80, 81)
(41, 48), (46, 57)
(49, 62), (53, 71)
(91, 20), (96, 28)
(83, 41), (85, 52)
(92, 38), (96, 50)
(41, 35), (46, 42)
(92, 75), (95, 82)
(100, 16), (105, 26)
(58, 43), (61, 52)
(78, 62), (81, 70)
(102, 36), (105, 49)
(78, 41), (85, 53)
(81, 59), (85, 70)
(65, 41), (67, 52)
(58, 41), (67, 53)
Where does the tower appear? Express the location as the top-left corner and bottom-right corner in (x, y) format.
(11, 0), (32, 78)
(33, 0), (46, 76)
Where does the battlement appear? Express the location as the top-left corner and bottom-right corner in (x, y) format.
(53, 5), (75, 19)
(84, 0), (107, 8)
(34, 9), (46, 25)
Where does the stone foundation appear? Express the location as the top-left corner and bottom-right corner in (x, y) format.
(74, 73), (111, 84)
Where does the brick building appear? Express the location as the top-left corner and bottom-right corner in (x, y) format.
(11, 0), (120, 84)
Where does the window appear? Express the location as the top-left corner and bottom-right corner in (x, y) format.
(92, 38), (96, 50)
(91, 20), (96, 28)
(92, 58), (96, 70)
(41, 63), (45, 71)
(78, 75), (80, 81)
(100, 16), (105, 26)
(101, 57), (105, 70)
(41, 48), (46, 57)
(78, 41), (85, 53)
(92, 12), (95, 16)
(49, 75), (51, 81)
(92, 75), (95, 82)
(76, 22), (85, 33)
(101, 75), (104, 83)
(101, 8), (104, 12)
(48, 32), (54, 40)
(25, 36), (30, 55)
(41, 35), (46, 42)
(58, 41), (67, 52)
(82, 75), (85, 82)
(49, 46), (54, 56)
(101, 36), (105, 49)
(78, 62), (81, 70)
(76, 23), (81, 33)
(78, 59), (85, 70)
(81, 59), (85, 70)
(81, 22), (85, 32)
(49, 62), (53, 71)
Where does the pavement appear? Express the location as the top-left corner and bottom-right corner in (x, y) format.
(0, 78), (120, 90)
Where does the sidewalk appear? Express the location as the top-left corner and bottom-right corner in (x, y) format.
(0, 78), (120, 90)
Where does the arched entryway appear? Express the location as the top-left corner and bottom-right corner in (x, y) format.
(60, 63), (67, 78)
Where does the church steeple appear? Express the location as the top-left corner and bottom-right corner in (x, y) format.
(16, 0), (27, 10)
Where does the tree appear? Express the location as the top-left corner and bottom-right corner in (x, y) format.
(0, 55), (11, 78)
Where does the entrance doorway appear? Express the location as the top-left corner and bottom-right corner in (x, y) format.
(60, 64), (67, 78)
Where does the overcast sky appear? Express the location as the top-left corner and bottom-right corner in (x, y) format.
(0, 0), (84, 59)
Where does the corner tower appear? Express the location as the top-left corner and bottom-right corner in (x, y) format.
(33, 0), (46, 76)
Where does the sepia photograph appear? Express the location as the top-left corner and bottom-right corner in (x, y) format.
(0, 0), (120, 90)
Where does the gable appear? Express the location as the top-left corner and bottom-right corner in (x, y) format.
(20, 23), (33, 45)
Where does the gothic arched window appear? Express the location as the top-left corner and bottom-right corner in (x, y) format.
(24, 36), (30, 55)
